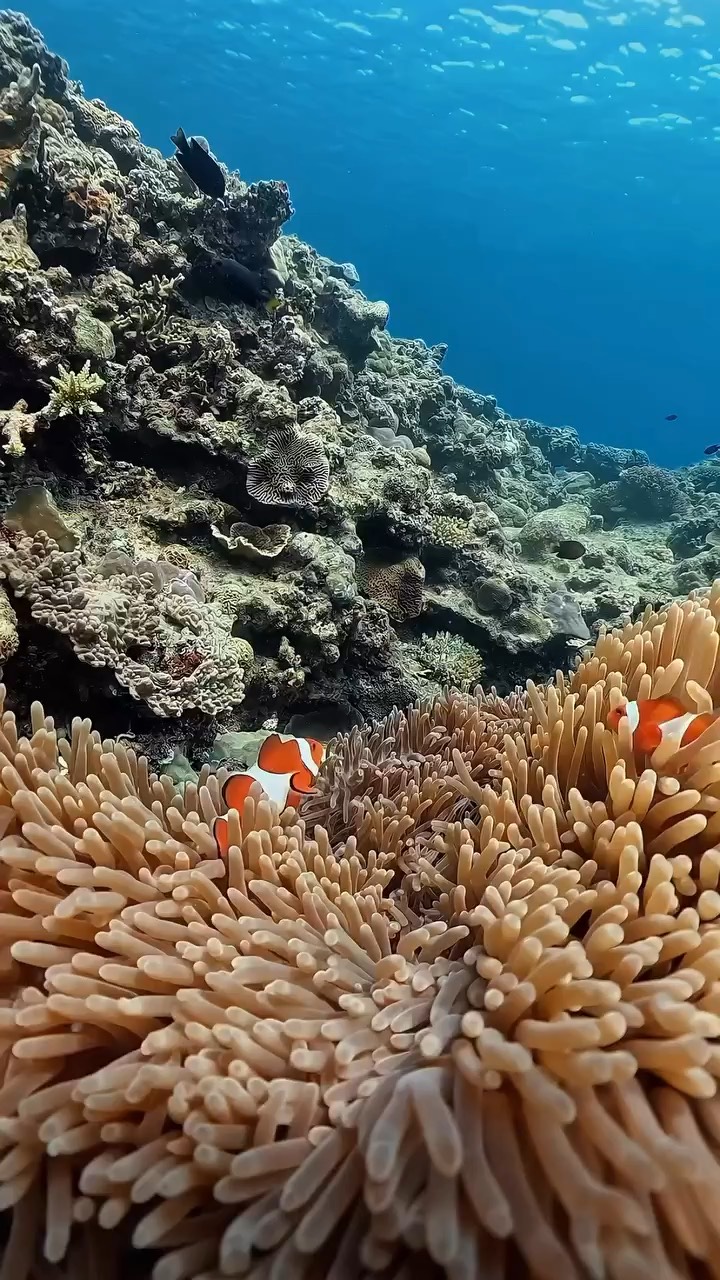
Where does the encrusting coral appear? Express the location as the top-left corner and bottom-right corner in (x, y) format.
(5, 587), (720, 1276)
(0, 533), (247, 716)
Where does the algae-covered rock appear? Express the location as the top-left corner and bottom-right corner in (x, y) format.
(0, 204), (39, 272)
(473, 577), (513, 614)
(519, 504), (589, 559)
(4, 485), (77, 551)
(73, 310), (116, 360)
(210, 729), (270, 769)
(160, 751), (198, 789)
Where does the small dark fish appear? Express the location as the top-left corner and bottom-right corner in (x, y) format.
(705, 444), (720, 456)
(631, 598), (665, 622)
(171, 127), (225, 198)
(554, 539), (586, 560)
(665, 413), (678, 422)
(186, 254), (280, 306)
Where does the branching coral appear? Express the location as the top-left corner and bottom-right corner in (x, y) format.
(6, 590), (720, 1275)
(46, 361), (105, 419)
(0, 398), (37, 457)
(429, 514), (475, 550)
(415, 628), (484, 689)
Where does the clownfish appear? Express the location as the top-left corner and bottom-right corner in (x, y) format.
(213, 733), (325, 857)
(607, 696), (720, 754)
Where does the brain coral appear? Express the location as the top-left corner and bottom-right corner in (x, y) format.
(359, 555), (425, 620)
(6, 589), (720, 1276)
(246, 425), (330, 508)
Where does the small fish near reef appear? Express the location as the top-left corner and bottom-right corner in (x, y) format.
(607, 696), (720, 753)
(213, 733), (325, 857)
(554, 539), (586, 560)
(705, 444), (720, 457)
(665, 414), (678, 422)
(171, 127), (225, 198)
(186, 253), (284, 308)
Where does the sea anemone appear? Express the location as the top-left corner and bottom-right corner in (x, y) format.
(4, 588), (720, 1276)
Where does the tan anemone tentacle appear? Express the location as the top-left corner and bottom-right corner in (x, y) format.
(5, 587), (720, 1277)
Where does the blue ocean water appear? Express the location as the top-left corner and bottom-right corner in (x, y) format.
(25, 0), (720, 468)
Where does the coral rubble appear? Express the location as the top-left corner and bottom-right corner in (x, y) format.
(0, 6), (712, 759)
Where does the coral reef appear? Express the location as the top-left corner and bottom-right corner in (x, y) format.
(0, 5), (713, 752)
(0, 532), (247, 716)
(4, 591), (720, 1276)
(591, 463), (688, 524)
(4, 13), (720, 1276)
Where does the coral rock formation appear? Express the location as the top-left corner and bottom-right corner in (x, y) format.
(0, 532), (247, 716)
(0, 5), (713, 744)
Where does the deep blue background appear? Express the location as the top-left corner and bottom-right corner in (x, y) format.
(23, 0), (720, 466)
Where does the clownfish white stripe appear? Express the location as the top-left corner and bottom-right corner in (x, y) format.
(607, 696), (720, 755)
(213, 733), (325, 858)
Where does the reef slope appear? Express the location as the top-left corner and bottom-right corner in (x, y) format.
(0, 10), (714, 761)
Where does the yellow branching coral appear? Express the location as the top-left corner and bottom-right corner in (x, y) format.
(6, 587), (720, 1277)
(429, 514), (474, 550)
(47, 361), (105, 419)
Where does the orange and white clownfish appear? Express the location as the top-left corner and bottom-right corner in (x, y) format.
(213, 733), (325, 857)
(607, 696), (720, 754)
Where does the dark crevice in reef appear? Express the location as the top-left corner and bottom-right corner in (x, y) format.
(0, 381), (47, 412)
